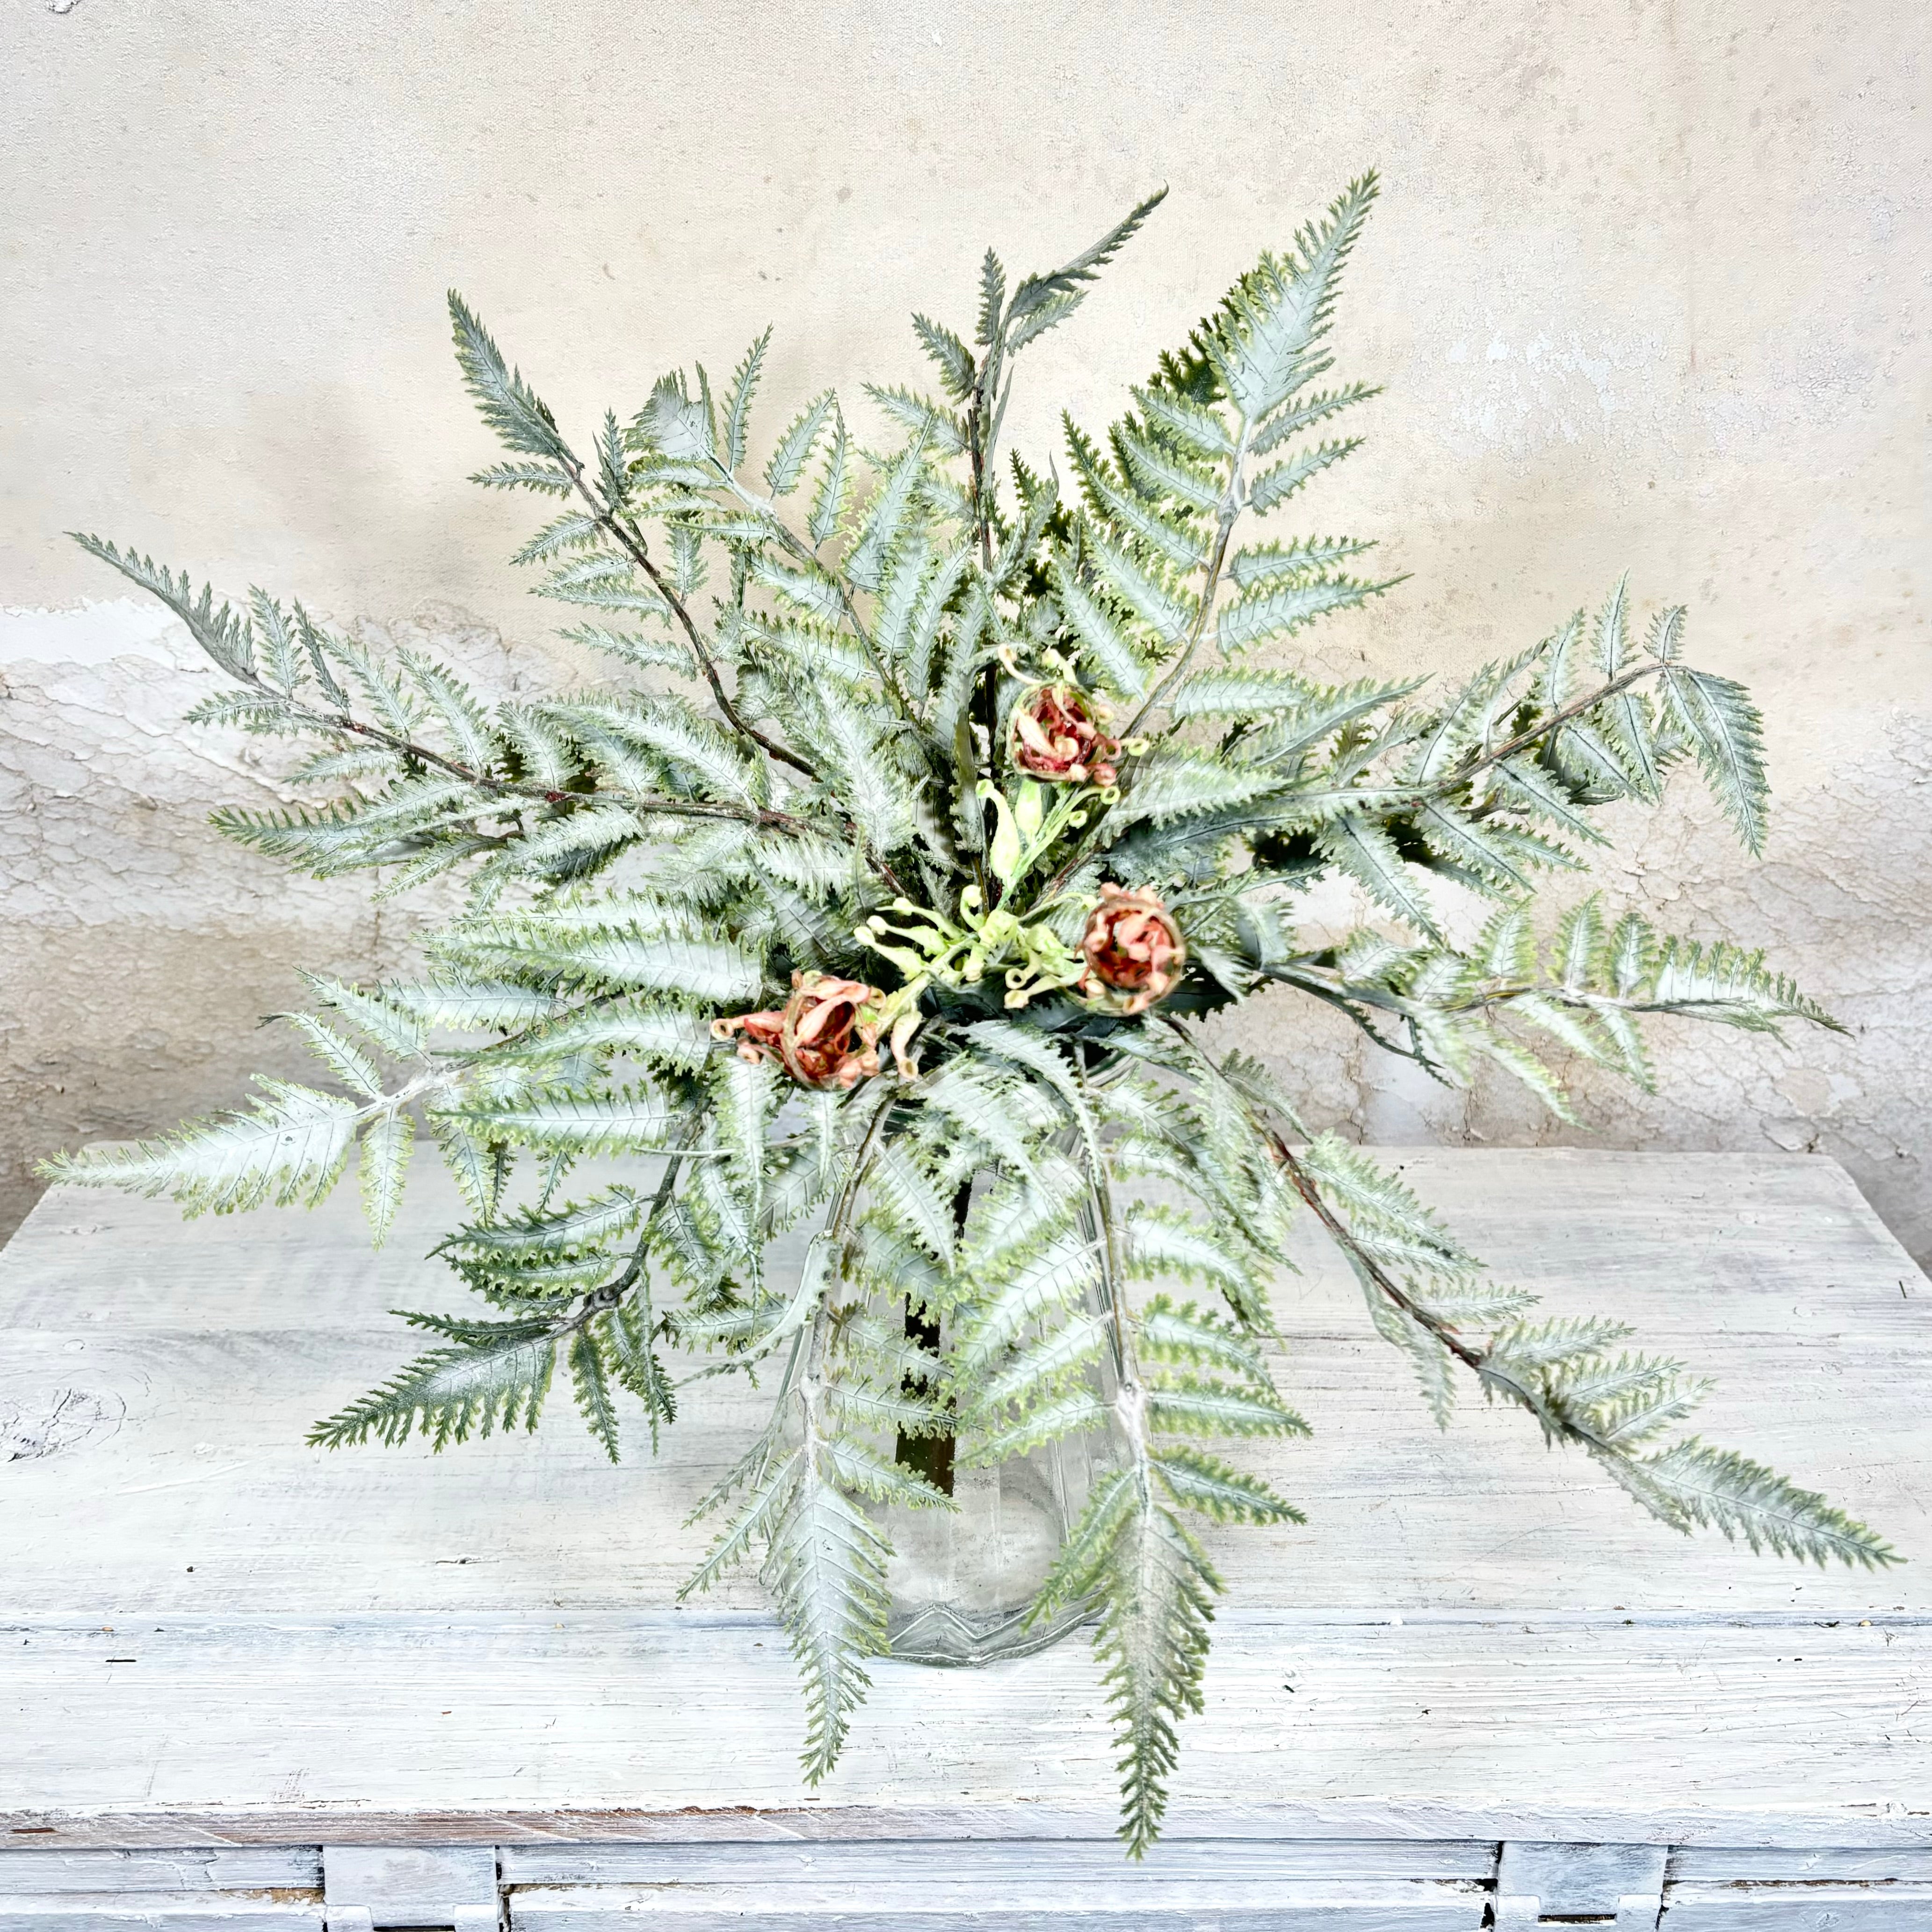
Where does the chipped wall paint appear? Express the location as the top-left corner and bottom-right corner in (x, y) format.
(3, 0), (1927, 1256)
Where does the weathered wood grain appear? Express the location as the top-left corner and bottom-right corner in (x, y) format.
(2, 1152), (1925, 1619)
(1672, 1847), (1932, 1880)
(4, 1151), (1929, 1859)
(0, 1854), (318, 1894)
(3, 1611), (1927, 1846)
(503, 1876), (1491, 1929)
(1659, 1885), (1932, 1928)
(0, 1900), (321, 1930)
(495, 1841), (1498, 1884)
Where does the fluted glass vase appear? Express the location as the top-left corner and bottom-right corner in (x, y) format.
(875, 1223), (1120, 1667)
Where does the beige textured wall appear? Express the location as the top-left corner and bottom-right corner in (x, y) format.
(3, 2), (1927, 1252)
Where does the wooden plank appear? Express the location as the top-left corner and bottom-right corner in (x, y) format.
(1673, 1847), (1932, 1881)
(504, 1877), (1489, 1930)
(0, 1899), (322, 1930)
(497, 1839), (1498, 1884)
(2, 1611), (1927, 1846)
(2, 1152), (1925, 1622)
(5, 1151), (1930, 1852)
(1661, 1884), (1932, 1928)
(320, 1845), (495, 1925)
(1497, 1838), (1664, 1913)
(0, 1853), (319, 1893)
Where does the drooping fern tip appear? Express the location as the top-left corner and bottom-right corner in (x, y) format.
(41, 174), (1882, 1854)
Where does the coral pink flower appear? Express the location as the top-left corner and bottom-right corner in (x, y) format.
(712, 972), (884, 1089)
(1078, 884), (1187, 1016)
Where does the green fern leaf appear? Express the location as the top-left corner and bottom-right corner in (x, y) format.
(449, 1087), (684, 1155)
(1249, 381), (1382, 456)
(1049, 555), (1152, 700)
(70, 535), (257, 681)
(1144, 1376), (1306, 1438)
(866, 384), (966, 457)
(448, 293), (571, 462)
(42, 1079), (360, 1217)
(1245, 438), (1363, 514)
(846, 443), (927, 592)
(1665, 668), (1769, 855)
(568, 1323), (623, 1462)
(808, 410), (851, 546)
(1317, 815), (1439, 936)
(1085, 528), (1192, 644)
(1112, 751), (1284, 828)
(1210, 174), (1377, 422)
(911, 313), (975, 399)
(1003, 188), (1167, 347)
(1240, 678), (1423, 766)
(1221, 568), (1391, 660)
(1153, 1446), (1304, 1525)
(309, 1318), (558, 1448)
(1607, 1439), (1899, 1568)
(764, 1462), (892, 1782)
(867, 1142), (957, 1266)
(953, 1225), (1101, 1375)
(723, 327), (772, 471)
(1066, 421), (1207, 570)
(470, 460), (576, 496)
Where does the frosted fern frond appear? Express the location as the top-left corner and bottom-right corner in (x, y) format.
(45, 1079), (362, 1216)
(309, 1317), (559, 1449)
(449, 292), (571, 463)
(1604, 1441), (1899, 1568)
(1038, 1461), (1219, 1857)
(763, 1459), (895, 1783)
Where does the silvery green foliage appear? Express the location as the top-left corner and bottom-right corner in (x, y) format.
(49, 177), (1892, 1854)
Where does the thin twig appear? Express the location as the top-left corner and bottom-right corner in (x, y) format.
(564, 460), (818, 779)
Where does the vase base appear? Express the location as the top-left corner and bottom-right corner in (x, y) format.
(886, 1594), (1096, 1668)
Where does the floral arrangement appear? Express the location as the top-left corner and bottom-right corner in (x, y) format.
(48, 175), (1894, 1852)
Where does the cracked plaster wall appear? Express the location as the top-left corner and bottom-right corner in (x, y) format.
(3, 0), (1928, 1257)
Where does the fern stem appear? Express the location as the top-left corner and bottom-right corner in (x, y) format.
(1120, 417), (1254, 741)
(561, 455), (819, 780)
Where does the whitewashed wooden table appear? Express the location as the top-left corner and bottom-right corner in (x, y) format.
(2, 1149), (1929, 1929)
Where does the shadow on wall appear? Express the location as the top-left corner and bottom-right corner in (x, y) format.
(1226, 713), (1932, 1268)
(0, 602), (565, 1245)
(4, 606), (1929, 1272)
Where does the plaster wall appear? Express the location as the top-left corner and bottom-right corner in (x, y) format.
(3, 1), (1927, 1253)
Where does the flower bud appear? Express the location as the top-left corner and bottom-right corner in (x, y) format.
(1008, 682), (1122, 788)
(1078, 884), (1187, 1016)
(711, 971), (885, 1089)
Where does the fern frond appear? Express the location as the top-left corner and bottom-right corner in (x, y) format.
(69, 535), (258, 681)
(1153, 1446), (1304, 1525)
(764, 1462), (892, 1782)
(308, 1318), (558, 1449)
(449, 1087), (685, 1155)
(1208, 172), (1377, 421)
(42, 1079), (361, 1216)
(448, 292), (571, 462)
(1606, 1439), (1899, 1568)
(1665, 667), (1769, 854)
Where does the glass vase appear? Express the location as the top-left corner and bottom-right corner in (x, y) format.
(881, 1420), (1117, 1665)
(876, 1191), (1121, 1667)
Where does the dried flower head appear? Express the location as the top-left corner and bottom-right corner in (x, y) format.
(1078, 883), (1187, 1015)
(1009, 682), (1121, 788)
(712, 971), (884, 1089)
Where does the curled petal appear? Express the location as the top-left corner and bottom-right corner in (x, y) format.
(1008, 682), (1122, 786)
(1078, 884), (1187, 1017)
(716, 972), (887, 1089)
